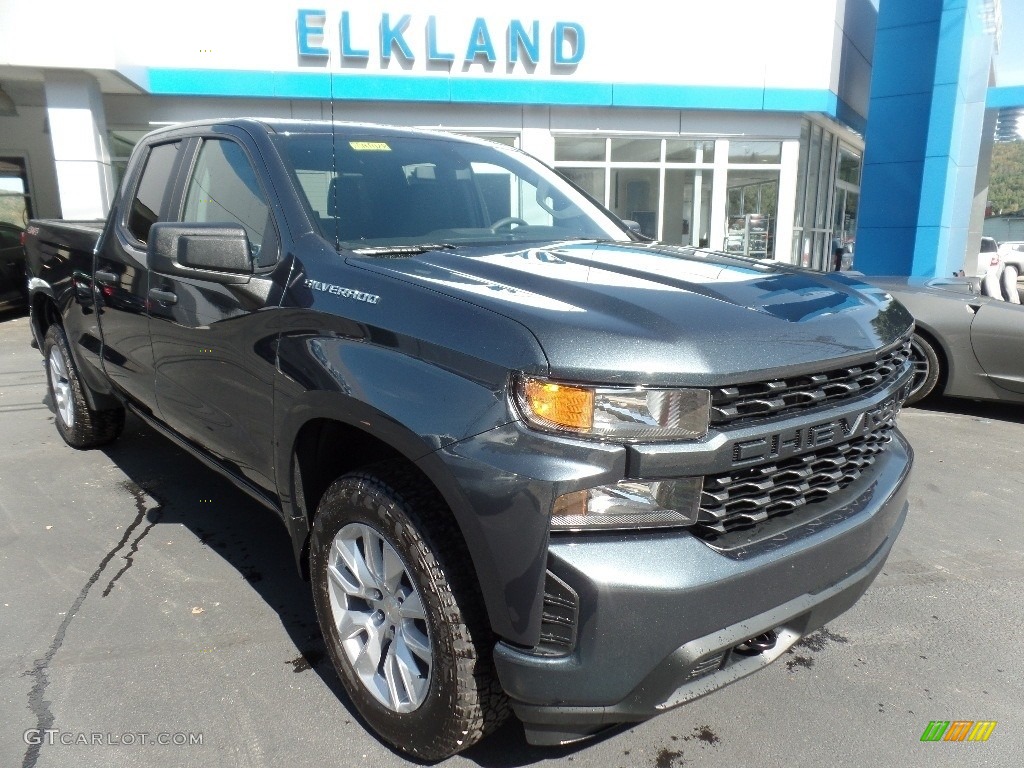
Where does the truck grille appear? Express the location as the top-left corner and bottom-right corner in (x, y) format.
(709, 339), (911, 427)
(697, 421), (895, 535)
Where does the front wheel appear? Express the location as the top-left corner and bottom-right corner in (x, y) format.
(43, 324), (124, 448)
(906, 333), (941, 405)
(309, 464), (508, 760)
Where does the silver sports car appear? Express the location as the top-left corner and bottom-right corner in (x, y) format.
(865, 274), (1024, 405)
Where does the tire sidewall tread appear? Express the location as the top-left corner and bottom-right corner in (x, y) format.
(42, 324), (124, 449)
(309, 463), (508, 760)
(907, 332), (941, 404)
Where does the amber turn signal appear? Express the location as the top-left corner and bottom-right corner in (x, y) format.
(520, 378), (594, 432)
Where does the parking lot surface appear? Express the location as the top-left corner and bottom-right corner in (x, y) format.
(1, 308), (1021, 768)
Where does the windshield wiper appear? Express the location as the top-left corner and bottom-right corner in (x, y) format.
(347, 243), (457, 257)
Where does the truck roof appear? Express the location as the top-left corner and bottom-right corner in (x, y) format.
(143, 117), (492, 144)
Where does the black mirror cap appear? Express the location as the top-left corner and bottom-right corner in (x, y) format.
(148, 222), (252, 284)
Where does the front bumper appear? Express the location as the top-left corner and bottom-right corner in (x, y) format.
(493, 432), (912, 745)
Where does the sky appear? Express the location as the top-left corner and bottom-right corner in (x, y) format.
(994, 0), (1024, 86)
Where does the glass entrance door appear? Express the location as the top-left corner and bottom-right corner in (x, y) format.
(663, 169), (713, 247)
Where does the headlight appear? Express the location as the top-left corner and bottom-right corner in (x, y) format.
(551, 477), (703, 531)
(514, 375), (711, 441)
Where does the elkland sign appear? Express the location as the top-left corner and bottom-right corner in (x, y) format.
(296, 9), (586, 67)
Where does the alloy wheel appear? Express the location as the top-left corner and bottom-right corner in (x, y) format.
(326, 522), (432, 712)
(48, 343), (75, 428)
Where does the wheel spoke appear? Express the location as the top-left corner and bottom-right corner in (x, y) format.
(382, 543), (406, 596)
(327, 561), (360, 597)
(381, 640), (404, 708)
(352, 622), (384, 678)
(361, 526), (387, 586)
(49, 351), (66, 379)
(398, 620), (431, 663)
(332, 537), (378, 598)
(335, 605), (373, 640)
(391, 630), (429, 705)
(398, 590), (425, 621)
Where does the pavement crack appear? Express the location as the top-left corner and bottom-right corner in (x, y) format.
(101, 505), (163, 598)
(21, 480), (162, 768)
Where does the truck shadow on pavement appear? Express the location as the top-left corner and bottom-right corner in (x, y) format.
(88, 411), (598, 766)
(912, 395), (1024, 425)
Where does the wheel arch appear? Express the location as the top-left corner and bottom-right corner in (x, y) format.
(30, 289), (60, 350)
(278, 404), (511, 642)
(911, 323), (949, 395)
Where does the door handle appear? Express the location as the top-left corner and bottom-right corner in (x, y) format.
(95, 270), (119, 283)
(148, 288), (178, 305)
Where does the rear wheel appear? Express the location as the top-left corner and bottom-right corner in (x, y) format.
(43, 324), (124, 448)
(906, 333), (941, 404)
(309, 464), (508, 760)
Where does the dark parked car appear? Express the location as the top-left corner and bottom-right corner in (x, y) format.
(25, 119), (915, 759)
(866, 274), (1024, 404)
(0, 221), (28, 311)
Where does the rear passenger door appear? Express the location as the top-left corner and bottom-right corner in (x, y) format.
(97, 139), (185, 414)
(148, 132), (282, 497)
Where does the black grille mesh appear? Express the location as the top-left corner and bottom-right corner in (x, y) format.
(697, 422), (895, 535)
(534, 571), (579, 656)
(710, 339), (912, 426)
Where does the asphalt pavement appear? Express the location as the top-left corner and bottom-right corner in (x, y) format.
(1, 307), (1021, 768)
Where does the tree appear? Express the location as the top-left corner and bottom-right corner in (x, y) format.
(988, 141), (1024, 215)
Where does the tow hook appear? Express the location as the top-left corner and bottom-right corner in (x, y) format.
(733, 630), (778, 656)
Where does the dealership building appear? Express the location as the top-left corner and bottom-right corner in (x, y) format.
(0, 0), (1009, 276)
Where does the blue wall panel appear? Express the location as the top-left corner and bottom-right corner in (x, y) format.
(870, 23), (940, 99)
(874, 1), (943, 30)
(864, 93), (934, 164)
(857, 0), (994, 277)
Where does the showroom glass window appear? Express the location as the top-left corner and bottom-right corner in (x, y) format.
(554, 136), (716, 244)
(724, 141), (782, 259)
(791, 120), (861, 271)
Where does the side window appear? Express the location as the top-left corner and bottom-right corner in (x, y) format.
(182, 139), (271, 257)
(126, 142), (180, 244)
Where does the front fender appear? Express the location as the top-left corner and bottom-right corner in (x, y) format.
(272, 331), (530, 639)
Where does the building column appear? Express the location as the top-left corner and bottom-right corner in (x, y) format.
(856, 0), (996, 277)
(709, 139), (729, 251)
(774, 139), (801, 264)
(520, 105), (554, 163)
(44, 71), (114, 219)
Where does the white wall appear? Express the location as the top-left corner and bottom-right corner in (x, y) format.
(3, 0), (849, 93)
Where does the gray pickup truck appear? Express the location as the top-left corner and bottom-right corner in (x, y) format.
(24, 118), (914, 760)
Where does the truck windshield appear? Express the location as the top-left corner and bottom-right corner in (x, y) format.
(272, 131), (629, 250)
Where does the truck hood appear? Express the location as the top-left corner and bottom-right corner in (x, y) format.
(349, 241), (912, 385)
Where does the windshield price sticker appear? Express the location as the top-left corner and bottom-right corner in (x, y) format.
(349, 141), (392, 152)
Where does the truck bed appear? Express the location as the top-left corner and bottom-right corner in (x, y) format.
(24, 219), (105, 297)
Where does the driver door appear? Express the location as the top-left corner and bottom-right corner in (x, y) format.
(970, 299), (1024, 395)
(148, 133), (282, 497)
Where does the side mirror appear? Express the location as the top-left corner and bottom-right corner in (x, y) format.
(622, 219), (643, 235)
(148, 222), (252, 284)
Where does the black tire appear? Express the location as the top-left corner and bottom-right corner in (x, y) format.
(43, 324), (125, 448)
(906, 333), (941, 405)
(309, 463), (508, 760)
